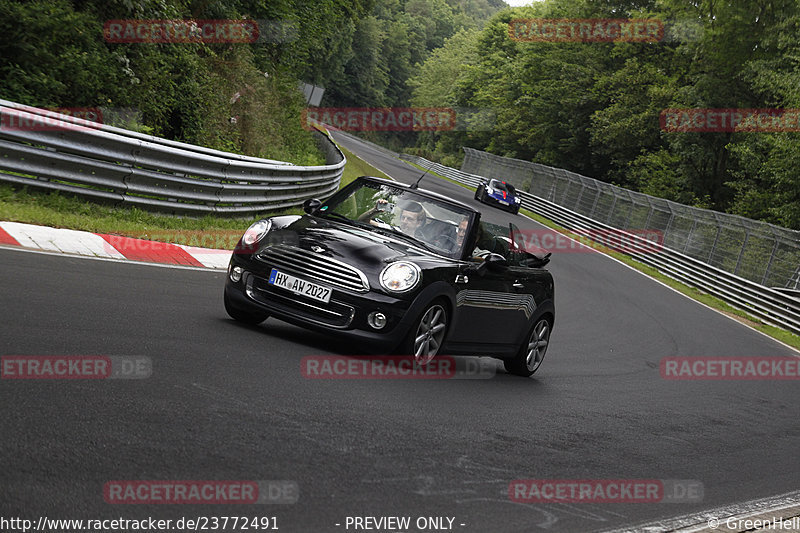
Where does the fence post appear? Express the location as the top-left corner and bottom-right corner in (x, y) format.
(623, 190), (635, 229)
(789, 265), (800, 290)
(643, 197), (655, 230)
(682, 218), (697, 254)
(733, 228), (751, 276)
(588, 184), (601, 219)
(706, 213), (723, 263)
(660, 202), (675, 246)
(606, 192), (618, 225)
(761, 237), (780, 286)
(560, 172), (571, 206)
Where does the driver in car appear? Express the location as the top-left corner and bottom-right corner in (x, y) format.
(396, 201), (428, 237)
(361, 200), (458, 252)
(359, 200), (428, 236)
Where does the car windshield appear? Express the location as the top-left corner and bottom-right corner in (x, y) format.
(320, 180), (473, 259)
(490, 180), (515, 194)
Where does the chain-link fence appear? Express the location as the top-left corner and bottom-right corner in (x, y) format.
(461, 147), (800, 289)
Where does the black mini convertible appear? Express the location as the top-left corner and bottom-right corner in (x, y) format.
(224, 176), (555, 376)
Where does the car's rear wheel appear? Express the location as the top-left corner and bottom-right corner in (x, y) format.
(400, 301), (449, 365)
(224, 291), (269, 325)
(504, 316), (551, 377)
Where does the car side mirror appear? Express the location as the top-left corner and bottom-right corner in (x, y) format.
(303, 198), (322, 214)
(520, 252), (552, 268)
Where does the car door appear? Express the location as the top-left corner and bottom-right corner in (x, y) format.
(446, 222), (531, 355)
(507, 220), (553, 327)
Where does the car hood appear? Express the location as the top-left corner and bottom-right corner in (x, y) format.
(261, 215), (452, 268)
(489, 188), (512, 199)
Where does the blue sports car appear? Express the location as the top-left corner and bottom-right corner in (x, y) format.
(474, 179), (522, 214)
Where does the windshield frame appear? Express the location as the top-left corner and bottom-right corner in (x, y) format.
(318, 177), (477, 260)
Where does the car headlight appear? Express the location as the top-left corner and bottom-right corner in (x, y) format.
(515, 197), (521, 203)
(380, 262), (421, 293)
(242, 219), (272, 246)
(486, 187), (494, 194)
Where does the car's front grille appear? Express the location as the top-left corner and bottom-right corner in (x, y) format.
(255, 245), (369, 293)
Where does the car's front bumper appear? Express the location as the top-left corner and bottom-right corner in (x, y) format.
(487, 194), (519, 210)
(225, 259), (418, 350)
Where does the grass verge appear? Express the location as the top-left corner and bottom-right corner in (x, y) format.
(339, 145), (391, 186)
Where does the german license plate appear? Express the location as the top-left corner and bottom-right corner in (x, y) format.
(268, 269), (331, 303)
(498, 199), (509, 205)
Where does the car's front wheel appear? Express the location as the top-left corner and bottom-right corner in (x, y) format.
(224, 290), (269, 325)
(400, 301), (449, 365)
(505, 316), (551, 377)
(474, 185), (484, 201)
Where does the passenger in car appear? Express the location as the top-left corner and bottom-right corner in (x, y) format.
(471, 222), (495, 260)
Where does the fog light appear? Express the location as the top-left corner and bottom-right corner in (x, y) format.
(367, 311), (387, 330)
(230, 266), (243, 283)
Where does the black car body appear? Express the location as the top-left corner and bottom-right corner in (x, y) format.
(475, 178), (522, 214)
(224, 176), (555, 376)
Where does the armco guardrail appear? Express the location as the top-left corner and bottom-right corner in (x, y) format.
(397, 152), (800, 336)
(462, 148), (800, 291)
(0, 100), (345, 215)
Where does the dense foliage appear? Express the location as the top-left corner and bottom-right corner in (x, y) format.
(409, 0), (800, 229)
(1, 0), (797, 229)
(0, 0), (380, 164)
(0, 0), (501, 164)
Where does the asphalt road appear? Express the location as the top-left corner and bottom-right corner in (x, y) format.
(0, 133), (798, 532)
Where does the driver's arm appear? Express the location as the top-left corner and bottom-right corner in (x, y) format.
(357, 199), (388, 222)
